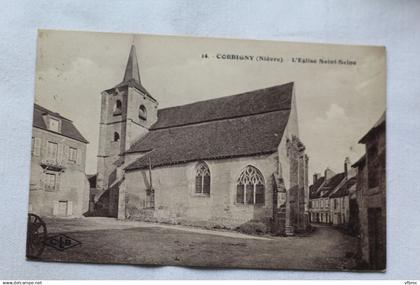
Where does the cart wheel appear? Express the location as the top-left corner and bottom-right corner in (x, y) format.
(26, 213), (47, 258)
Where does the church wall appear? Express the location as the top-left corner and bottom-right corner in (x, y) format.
(125, 87), (158, 149)
(275, 86), (310, 232)
(97, 86), (158, 191)
(123, 153), (278, 228)
(277, 85), (299, 191)
(97, 89), (126, 190)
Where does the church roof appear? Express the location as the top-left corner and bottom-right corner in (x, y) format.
(125, 82), (294, 170)
(112, 45), (156, 102)
(151, 83), (293, 130)
(33, 104), (89, 143)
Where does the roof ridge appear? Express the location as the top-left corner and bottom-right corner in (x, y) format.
(33, 104), (88, 144)
(34, 103), (72, 122)
(151, 82), (294, 130)
(151, 108), (291, 130)
(158, 82), (294, 113)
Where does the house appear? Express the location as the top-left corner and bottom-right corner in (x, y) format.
(309, 168), (345, 224)
(94, 45), (309, 235)
(329, 176), (356, 225)
(29, 104), (90, 217)
(353, 112), (386, 270)
(309, 158), (357, 225)
(328, 157), (358, 226)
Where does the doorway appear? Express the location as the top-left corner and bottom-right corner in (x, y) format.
(58, 201), (68, 216)
(367, 207), (385, 269)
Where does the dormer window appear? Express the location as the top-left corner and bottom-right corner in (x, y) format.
(113, 100), (122, 116)
(139, 105), (147, 120)
(49, 117), (60, 132)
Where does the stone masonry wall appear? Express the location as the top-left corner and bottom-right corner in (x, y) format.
(122, 153), (278, 229)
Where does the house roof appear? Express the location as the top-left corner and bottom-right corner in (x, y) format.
(330, 177), (357, 198)
(33, 104), (89, 143)
(359, 111), (386, 144)
(319, 172), (346, 197)
(125, 82), (294, 170)
(309, 177), (325, 199)
(352, 155), (366, 168)
(310, 172), (346, 199)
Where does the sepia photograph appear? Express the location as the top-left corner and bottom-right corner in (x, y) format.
(26, 30), (386, 271)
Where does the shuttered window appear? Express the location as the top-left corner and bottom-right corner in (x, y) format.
(33, 137), (41, 156)
(76, 148), (82, 165)
(47, 142), (58, 162)
(69, 147), (77, 162)
(44, 173), (56, 191)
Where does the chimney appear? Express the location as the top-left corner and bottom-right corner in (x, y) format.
(344, 157), (356, 178)
(313, 173), (321, 184)
(344, 157), (350, 178)
(324, 167), (335, 180)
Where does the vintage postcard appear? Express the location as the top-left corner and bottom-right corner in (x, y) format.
(27, 30), (386, 271)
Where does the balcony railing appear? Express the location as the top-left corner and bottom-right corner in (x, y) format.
(44, 184), (57, 192)
(40, 158), (66, 171)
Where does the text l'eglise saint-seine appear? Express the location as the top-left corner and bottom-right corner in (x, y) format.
(201, 53), (356, 65)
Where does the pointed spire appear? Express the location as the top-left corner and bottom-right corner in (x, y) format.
(114, 44), (157, 103)
(123, 45), (141, 84)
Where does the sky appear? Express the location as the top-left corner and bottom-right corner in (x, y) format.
(34, 30), (386, 181)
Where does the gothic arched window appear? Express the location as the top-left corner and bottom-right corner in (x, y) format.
(195, 162), (210, 195)
(113, 132), (120, 142)
(113, 100), (122, 115)
(139, 104), (147, 120)
(236, 165), (265, 205)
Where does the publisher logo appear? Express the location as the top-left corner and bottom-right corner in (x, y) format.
(44, 234), (81, 251)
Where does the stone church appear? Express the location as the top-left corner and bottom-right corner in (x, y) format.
(95, 45), (309, 235)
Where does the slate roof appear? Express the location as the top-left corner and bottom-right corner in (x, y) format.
(359, 111), (386, 144)
(125, 82), (294, 170)
(309, 172), (346, 199)
(33, 104), (88, 143)
(330, 177), (357, 198)
(110, 45), (156, 102)
(352, 155), (366, 168)
(309, 177), (325, 199)
(151, 83), (293, 130)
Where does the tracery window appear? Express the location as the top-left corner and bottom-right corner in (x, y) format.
(195, 162), (210, 195)
(236, 165), (265, 205)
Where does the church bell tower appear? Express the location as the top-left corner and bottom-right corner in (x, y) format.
(96, 44), (158, 192)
